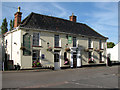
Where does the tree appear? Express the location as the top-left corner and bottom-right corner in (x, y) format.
(0, 18), (8, 35)
(9, 19), (14, 31)
(12, 19), (14, 28)
(10, 20), (13, 31)
(107, 42), (115, 48)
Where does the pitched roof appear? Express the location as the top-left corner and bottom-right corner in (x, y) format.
(20, 12), (108, 39)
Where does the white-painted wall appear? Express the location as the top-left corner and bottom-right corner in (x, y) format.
(4, 30), (21, 66)
(107, 42), (120, 62)
(12, 30), (21, 65)
(4, 28), (107, 69)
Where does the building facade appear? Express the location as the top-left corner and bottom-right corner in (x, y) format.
(4, 7), (108, 70)
(107, 42), (120, 62)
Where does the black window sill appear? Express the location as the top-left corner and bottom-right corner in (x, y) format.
(100, 48), (104, 50)
(73, 46), (77, 47)
(32, 45), (42, 47)
(88, 48), (93, 49)
(54, 47), (62, 48)
(23, 55), (31, 56)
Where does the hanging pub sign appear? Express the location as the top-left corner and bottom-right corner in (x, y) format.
(68, 36), (72, 44)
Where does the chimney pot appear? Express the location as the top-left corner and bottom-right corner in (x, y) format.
(69, 13), (76, 22)
(72, 13), (74, 16)
(18, 6), (20, 12)
(14, 6), (22, 28)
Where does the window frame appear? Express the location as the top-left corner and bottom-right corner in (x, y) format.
(73, 37), (77, 47)
(99, 40), (101, 49)
(91, 40), (93, 48)
(88, 38), (93, 48)
(101, 42), (104, 49)
(32, 32), (41, 46)
(32, 50), (40, 62)
(88, 52), (91, 59)
(64, 52), (67, 60)
(23, 33), (31, 56)
(54, 35), (60, 47)
(99, 52), (102, 61)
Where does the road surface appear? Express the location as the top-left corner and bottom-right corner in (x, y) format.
(2, 65), (120, 88)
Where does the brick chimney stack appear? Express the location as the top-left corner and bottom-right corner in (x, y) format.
(69, 13), (76, 22)
(14, 6), (22, 28)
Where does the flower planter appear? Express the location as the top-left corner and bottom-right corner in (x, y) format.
(20, 46), (26, 50)
(47, 47), (52, 51)
(95, 49), (104, 52)
(32, 61), (42, 67)
(88, 61), (94, 63)
(65, 48), (70, 52)
(64, 61), (69, 65)
(88, 58), (94, 63)
(95, 49), (100, 52)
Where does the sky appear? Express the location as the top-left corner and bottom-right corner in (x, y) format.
(0, 1), (118, 44)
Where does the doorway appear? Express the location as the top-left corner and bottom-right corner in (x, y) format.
(54, 50), (60, 70)
(32, 50), (40, 67)
(73, 52), (77, 68)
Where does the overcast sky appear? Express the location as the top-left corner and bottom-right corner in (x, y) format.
(0, 1), (118, 44)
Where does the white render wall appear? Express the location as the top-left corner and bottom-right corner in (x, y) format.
(4, 28), (107, 69)
(4, 32), (12, 60)
(107, 42), (120, 62)
(4, 30), (21, 66)
(12, 30), (21, 65)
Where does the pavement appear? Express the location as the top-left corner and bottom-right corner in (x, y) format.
(2, 68), (53, 73)
(2, 65), (120, 89)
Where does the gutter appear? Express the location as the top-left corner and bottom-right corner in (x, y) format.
(19, 27), (108, 40)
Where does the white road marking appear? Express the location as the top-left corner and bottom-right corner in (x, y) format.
(71, 82), (106, 88)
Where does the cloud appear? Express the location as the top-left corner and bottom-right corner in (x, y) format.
(93, 3), (118, 26)
(83, 2), (118, 44)
(51, 3), (68, 18)
(1, 2), (118, 44)
(88, 3), (117, 26)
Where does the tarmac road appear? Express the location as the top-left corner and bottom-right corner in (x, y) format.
(2, 65), (120, 89)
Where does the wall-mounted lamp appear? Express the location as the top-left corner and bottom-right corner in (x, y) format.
(14, 42), (17, 45)
(65, 43), (68, 48)
(47, 42), (49, 47)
